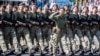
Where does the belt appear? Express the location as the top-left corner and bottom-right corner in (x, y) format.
(53, 28), (66, 34)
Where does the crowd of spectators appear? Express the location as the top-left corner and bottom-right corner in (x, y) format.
(0, 0), (100, 11)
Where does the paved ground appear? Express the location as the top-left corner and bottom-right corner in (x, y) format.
(1, 51), (100, 56)
(0, 47), (100, 56)
(4, 54), (100, 56)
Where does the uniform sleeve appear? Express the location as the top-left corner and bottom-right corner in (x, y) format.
(95, 15), (99, 24)
(98, 16), (100, 24)
(0, 14), (4, 21)
(49, 12), (58, 21)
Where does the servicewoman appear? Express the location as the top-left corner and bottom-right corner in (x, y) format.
(29, 4), (45, 55)
(64, 5), (72, 55)
(80, 7), (92, 55)
(16, 4), (33, 54)
(0, 5), (8, 55)
(49, 4), (63, 55)
(49, 8), (69, 56)
(42, 4), (52, 52)
(24, 5), (34, 55)
(89, 6), (100, 54)
(3, 4), (18, 55)
(69, 6), (82, 55)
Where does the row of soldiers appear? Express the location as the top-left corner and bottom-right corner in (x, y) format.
(0, 3), (100, 56)
(50, 6), (100, 56)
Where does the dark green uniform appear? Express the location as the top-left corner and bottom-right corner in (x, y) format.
(80, 15), (92, 54)
(89, 14), (100, 54)
(42, 12), (53, 50)
(3, 11), (18, 53)
(16, 11), (33, 53)
(29, 12), (45, 54)
(69, 14), (82, 54)
(0, 12), (8, 52)
(49, 12), (70, 56)
(89, 14), (99, 35)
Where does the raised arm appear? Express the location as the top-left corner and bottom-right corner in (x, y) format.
(49, 12), (58, 20)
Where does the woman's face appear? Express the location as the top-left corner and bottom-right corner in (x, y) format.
(6, 4), (12, 11)
(12, 7), (17, 12)
(0, 6), (4, 11)
(73, 7), (78, 13)
(31, 5), (37, 11)
(92, 7), (97, 14)
(37, 8), (41, 13)
(64, 6), (69, 11)
(52, 5), (58, 11)
(23, 7), (28, 12)
(83, 7), (88, 13)
(59, 9), (64, 15)
(19, 5), (24, 11)
(44, 5), (49, 10)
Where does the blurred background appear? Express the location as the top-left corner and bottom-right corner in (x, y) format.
(0, 0), (99, 9)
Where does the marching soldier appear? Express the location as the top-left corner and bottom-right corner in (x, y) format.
(29, 4), (45, 55)
(0, 5), (8, 54)
(12, 6), (17, 13)
(80, 7), (92, 55)
(42, 4), (52, 51)
(3, 4), (18, 55)
(49, 8), (70, 56)
(69, 6), (82, 55)
(24, 5), (34, 54)
(51, 4), (65, 55)
(16, 4), (33, 55)
(29, 4), (38, 49)
(64, 5), (72, 55)
(49, 4), (60, 55)
(89, 6), (100, 54)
